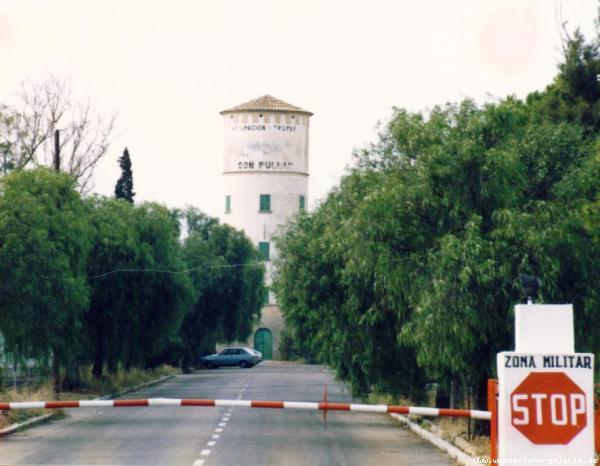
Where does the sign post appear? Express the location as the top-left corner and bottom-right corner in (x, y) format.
(497, 304), (595, 461)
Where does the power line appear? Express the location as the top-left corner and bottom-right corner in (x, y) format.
(87, 261), (265, 279)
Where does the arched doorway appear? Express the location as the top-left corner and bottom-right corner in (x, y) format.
(254, 328), (273, 360)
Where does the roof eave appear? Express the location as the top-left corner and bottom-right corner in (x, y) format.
(219, 108), (313, 117)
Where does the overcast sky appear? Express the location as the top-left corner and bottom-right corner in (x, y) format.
(0, 0), (597, 219)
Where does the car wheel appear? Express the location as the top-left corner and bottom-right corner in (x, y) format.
(239, 360), (249, 368)
(206, 362), (218, 369)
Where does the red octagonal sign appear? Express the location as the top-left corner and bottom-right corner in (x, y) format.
(511, 372), (587, 445)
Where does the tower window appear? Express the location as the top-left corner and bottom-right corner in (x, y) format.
(258, 242), (270, 261)
(225, 195), (231, 213)
(299, 195), (305, 211)
(262, 287), (270, 305)
(259, 194), (271, 212)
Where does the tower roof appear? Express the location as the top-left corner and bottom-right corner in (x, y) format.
(220, 95), (313, 116)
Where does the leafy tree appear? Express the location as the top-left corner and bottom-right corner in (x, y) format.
(178, 208), (264, 369)
(84, 196), (139, 377)
(121, 203), (194, 369)
(527, 29), (600, 135)
(0, 168), (91, 393)
(274, 32), (599, 406)
(114, 147), (135, 203)
(84, 199), (194, 375)
(0, 175), (264, 386)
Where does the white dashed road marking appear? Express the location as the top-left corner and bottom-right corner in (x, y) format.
(191, 381), (248, 465)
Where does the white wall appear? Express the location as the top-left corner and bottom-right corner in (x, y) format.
(222, 110), (310, 301)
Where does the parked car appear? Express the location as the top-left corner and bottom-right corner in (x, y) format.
(201, 347), (263, 368)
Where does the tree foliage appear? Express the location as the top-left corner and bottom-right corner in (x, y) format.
(274, 31), (600, 403)
(114, 147), (135, 203)
(0, 175), (262, 383)
(527, 29), (600, 134)
(123, 203), (195, 369)
(85, 196), (138, 377)
(177, 208), (265, 370)
(83, 197), (196, 375)
(0, 169), (91, 383)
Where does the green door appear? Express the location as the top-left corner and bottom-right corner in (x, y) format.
(254, 328), (273, 360)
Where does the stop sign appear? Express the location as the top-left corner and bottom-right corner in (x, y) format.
(510, 372), (587, 445)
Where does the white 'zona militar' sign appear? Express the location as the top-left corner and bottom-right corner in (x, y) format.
(497, 304), (594, 461)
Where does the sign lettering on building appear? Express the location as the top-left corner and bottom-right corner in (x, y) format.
(230, 124), (298, 132)
(224, 120), (308, 174)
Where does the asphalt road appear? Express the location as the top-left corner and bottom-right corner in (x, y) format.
(0, 362), (454, 466)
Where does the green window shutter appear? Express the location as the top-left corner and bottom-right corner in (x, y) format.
(225, 195), (231, 213)
(262, 287), (270, 305)
(299, 195), (305, 211)
(258, 242), (270, 261)
(259, 194), (271, 212)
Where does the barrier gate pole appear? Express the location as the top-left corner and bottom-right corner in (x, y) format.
(595, 384), (599, 454)
(487, 379), (498, 461)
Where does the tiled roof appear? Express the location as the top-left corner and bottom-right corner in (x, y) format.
(220, 95), (313, 116)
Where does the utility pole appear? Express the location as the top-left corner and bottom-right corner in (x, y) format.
(52, 129), (60, 399)
(53, 129), (60, 172)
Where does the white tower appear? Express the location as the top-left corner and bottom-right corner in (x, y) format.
(220, 95), (312, 360)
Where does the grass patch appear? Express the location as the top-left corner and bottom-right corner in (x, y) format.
(366, 391), (413, 407)
(0, 365), (178, 430)
(0, 380), (54, 429)
(78, 365), (178, 396)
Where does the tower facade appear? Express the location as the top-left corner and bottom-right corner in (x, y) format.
(220, 95), (312, 360)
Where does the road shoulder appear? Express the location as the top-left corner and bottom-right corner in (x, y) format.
(0, 374), (173, 437)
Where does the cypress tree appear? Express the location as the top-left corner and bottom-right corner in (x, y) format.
(114, 147), (135, 203)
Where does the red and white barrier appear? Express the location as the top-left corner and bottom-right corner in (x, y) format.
(0, 398), (491, 420)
